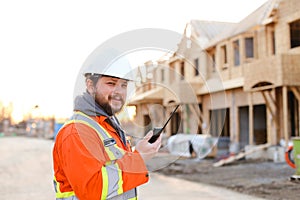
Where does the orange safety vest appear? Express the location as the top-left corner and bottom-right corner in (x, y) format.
(53, 111), (149, 200)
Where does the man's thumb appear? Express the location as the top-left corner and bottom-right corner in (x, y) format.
(144, 131), (153, 140)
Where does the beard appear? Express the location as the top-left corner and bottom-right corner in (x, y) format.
(95, 93), (125, 116)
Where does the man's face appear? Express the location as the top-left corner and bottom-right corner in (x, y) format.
(93, 76), (128, 115)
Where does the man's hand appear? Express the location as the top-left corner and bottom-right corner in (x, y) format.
(135, 130), (162, 162)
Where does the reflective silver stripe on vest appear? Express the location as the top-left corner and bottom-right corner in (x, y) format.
(107, 188), (137, 200)
(106, 163), (122, 199)
(72, 112), (124, 160)
(56, 196), (78, 200)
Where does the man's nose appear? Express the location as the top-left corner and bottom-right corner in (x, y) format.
(113, 83), (125, 94)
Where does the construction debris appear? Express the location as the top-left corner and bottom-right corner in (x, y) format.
(213, 143), (271, 167)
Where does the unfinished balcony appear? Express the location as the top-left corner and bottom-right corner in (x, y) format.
(243, 54), (300, 92)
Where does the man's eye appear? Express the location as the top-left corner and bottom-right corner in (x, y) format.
(107, 82), (115, 86)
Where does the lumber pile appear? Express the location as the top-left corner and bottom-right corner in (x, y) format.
(213, 143), (271, 167)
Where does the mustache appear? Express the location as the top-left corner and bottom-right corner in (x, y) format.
(108, 94), (124, 102)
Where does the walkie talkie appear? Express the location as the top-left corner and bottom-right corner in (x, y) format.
(148, 105), (180, 143)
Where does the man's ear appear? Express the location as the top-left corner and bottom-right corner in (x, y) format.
(86, 79), (95, 94)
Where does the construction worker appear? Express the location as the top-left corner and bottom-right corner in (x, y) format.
(52, 47), (162, 200)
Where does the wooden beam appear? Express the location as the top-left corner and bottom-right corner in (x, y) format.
(266, 90), (276, 109)
(250, 85), (276, 92)
(213, 143), (271, 167)
(190, 104), (203, 134)
(283, 86), (289, 148)
(248, 93), (254, 145)
(290, 86), (300, 101)
(261, 91), (276, 119)
(189, 104), (203, 126)
(261, 90), (280, 144)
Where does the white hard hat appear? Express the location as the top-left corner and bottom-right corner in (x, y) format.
(81, 47), (134, 81)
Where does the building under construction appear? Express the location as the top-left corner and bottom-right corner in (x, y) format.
(129, 0), (300, 160)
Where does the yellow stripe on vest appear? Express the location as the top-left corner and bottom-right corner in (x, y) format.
(101, 166), (109, 200)
(54, 176), (75, 198)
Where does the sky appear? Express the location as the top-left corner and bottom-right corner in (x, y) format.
(0, 0), (268, 122)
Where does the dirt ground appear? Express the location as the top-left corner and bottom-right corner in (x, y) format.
(147, 153), (300, 200)
(0, 136), (55, 199)
(1, 136), (299, 200)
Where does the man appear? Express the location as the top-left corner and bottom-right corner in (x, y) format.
(52, 48), (162, 200)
